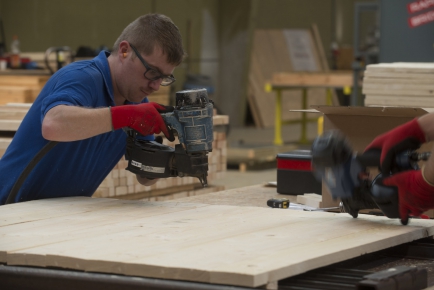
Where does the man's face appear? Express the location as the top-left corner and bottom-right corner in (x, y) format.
(118, 44), (176, 104)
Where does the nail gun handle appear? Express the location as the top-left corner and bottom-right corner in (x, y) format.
(370, 175), (400, 219)
(356, 149), (381, 168)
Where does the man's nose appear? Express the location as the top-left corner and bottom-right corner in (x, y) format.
(149, 78), (163, 90)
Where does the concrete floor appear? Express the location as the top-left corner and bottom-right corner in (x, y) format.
(212, 122), (318, 190)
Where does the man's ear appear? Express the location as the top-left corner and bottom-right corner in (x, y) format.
(118, 41), (129, 60)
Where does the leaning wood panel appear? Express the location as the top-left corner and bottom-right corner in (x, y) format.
(248, 29), (330, 128)
(1, 197), (433, 287)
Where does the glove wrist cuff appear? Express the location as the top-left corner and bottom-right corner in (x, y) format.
(410, 118), (426, 143)
(421, 165), (434, 187)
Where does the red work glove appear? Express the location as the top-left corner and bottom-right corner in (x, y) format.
(382, 169), (434, 225)
(364, 118), (426, 174)
(111, 102), (175, 141)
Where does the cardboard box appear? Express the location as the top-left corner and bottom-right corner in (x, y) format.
(311, 106), (434, 217)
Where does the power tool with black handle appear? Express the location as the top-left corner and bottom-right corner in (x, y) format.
(311, 130), (430, 225)
(124, 88), (213, 187)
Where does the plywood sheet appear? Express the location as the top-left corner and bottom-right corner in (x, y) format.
(365, 62), (434, 74)
(248, 29), (328, 128)
(1, 196), (434, 287)
(363, 62), (434, 107)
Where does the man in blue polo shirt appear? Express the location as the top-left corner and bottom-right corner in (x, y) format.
(0, 13), (186, 204)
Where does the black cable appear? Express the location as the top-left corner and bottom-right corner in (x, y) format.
(5, 141), (58, 204)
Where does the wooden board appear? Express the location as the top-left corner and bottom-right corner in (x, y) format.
(171, 184), (297, 207)
(0, 86), (35, 105)
(363, 62), (434, 107)
(272, 72), (353, 88)
(365, 62), (434, 74)
(365, 95), (434, 107)
(0, 75), (49, 87)
(1, 196), (434, 287)
(296, 193), (322, 208)
(0, 120), (21, 131)
(248, 29), (329, 128)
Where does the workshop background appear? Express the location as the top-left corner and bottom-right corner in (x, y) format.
(0, 0), (433, 195)
(0, 0), (379, 126)
(1, 1), (434, 289)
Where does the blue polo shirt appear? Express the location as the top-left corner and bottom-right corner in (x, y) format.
(0, 51), (152, 204)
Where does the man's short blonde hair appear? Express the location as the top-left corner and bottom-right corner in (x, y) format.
(113, 14), (186, 66)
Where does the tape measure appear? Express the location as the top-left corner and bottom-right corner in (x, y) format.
(267, 198), (290, 209)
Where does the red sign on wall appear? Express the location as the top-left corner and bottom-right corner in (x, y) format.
(408, 9), (434, 27)
(408, 0), (434, 14)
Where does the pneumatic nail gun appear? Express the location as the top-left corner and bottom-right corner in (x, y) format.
(311, 130), (430, 225)
(124, 88), (213, 187)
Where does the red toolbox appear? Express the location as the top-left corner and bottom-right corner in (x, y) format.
(276, 150), (321, 195)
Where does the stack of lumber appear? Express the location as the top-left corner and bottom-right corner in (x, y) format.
(1, 195), (434, 288)
(94, 114), (228, 200)
(0, 75), (49, 105)
(0, 104), (228, 200)
(363, 63), (434, 107)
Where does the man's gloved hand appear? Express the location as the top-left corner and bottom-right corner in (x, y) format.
(364, 118), (426, 174)
(111, 102), (175, 141)
(382, 169), (434, 225)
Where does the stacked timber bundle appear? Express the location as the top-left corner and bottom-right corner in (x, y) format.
(363, 63), (434, 107)
(0, 75), (49, 105)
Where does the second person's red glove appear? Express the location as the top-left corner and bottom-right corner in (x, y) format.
(383, 169), (434, 224)
(364, 118), (426, 174)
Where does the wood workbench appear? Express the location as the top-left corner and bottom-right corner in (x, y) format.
(265, 71), (354, 145)
(1, 184), (434, 288)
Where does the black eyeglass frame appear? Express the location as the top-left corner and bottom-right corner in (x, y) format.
(129, 44), (176, 86)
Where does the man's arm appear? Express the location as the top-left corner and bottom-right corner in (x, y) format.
(42, 105), (112, 141)
(364, 113), (434, 223)
(42, 102), (175, 142)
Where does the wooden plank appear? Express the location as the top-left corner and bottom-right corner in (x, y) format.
(364, 95), (434, 107)
(296, 193), (322, 208)
(0, 108), (28, 120)
(1, 196), (433, 287)
(0, 120), (21, 131)
(366, 62), (434, 74)
(0, 75), (49, 87)
(364, 70), (434, 80)
(363, 83), (434, 91)
(0, 86), (34, 105)
(363, 84), (434, 97)
(171, 184), (297, 207)
(363, 76), (434, 85)
(0, 137), (11, 151)
(271, 72), (353, 88)
(248, 29), (329, 128)
(310, 24), (329, 72)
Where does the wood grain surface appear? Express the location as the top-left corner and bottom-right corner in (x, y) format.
(363, 62), (434, 107)
(1, 195), (434, 287)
